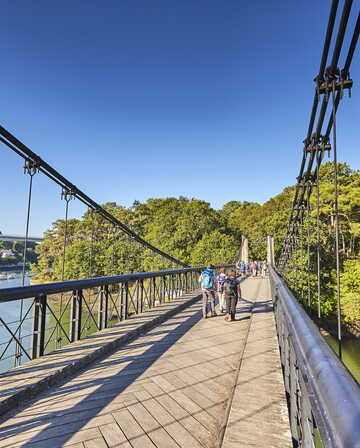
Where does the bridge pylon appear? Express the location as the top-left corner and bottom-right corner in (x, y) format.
(267, 235), (274, 266)
(241, 234), (249, 264)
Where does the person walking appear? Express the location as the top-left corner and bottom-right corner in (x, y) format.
(199, 265), (217, 318)
(223, 269), (242, 321)
(216, 270), (227, 313)
(261, 261), (267, 278)
(240, 262), (246, 277)
(251, 262), (257, 277)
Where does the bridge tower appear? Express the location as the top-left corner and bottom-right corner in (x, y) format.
(241, 234), (249, 264)
(267, 235), (274, 266)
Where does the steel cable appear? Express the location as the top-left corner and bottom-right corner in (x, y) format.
(15, 162), (37, 366)
(279, 0), (358, 274)
(331, 83), (342, 360)
(316, 150), (322, 319)
(0, 127), (188, 267)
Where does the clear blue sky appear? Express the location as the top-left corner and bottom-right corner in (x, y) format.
(1, 0), (359, 235)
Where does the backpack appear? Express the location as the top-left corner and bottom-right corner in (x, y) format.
(217, 274), (227, 292)
(223, 278), (238, 297)
(201, 270), (215, 289)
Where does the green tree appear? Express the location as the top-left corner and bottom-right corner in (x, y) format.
(190, 231), (238, 266)
(341, 260), (360, 322)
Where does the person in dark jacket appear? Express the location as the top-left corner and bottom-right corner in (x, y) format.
(223, 269), (242, 321)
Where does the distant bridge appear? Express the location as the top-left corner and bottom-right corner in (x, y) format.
(0, 234), (43, 243)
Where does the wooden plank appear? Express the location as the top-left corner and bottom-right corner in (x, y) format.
(221, 279), (292, 448)
(99, 422), (131, 447)
(127, 402), (180, 447)
(112, 408), (156, 448)
(83, 438), (108, 448)
(0, 279), (291, 448)
(0, 292), (202, 418)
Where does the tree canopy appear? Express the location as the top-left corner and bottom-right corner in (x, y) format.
(32, 162), (360, 323)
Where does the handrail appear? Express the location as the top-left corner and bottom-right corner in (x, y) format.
(0, 264), (235, 370)
(270, 267), (360, 448)
(0, 264), (234, 302)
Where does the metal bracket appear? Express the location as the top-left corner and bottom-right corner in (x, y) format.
(61, 188), (75, 203)
(24, 159), (39, 176)
(317, 67), (353, 100)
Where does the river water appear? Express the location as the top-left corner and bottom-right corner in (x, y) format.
(0, 272), (32, 372)
(323, 334), (360, 383)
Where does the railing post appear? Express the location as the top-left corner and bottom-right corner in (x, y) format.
(70, 289), (82, 342)
(148, 278), (152, 308)
(289, 346), (299, 446)
(31, 294), (47, 359)
(134, 281), (139, 313)
(176, 273), (180, 297)
(152, 277), (157, 306)
(140, 279), (144, 313)
(98, 285), (109, 330)
(159, 276), (164, 305)
(119, 283), (124, 321)
(164, 276), (168, 302)
(124, 282), (129, 319)
(171, 274), (174, 300)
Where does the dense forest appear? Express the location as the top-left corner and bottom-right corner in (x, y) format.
(32, 162), (360, 322)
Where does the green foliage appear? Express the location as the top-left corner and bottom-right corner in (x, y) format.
(31, 161), (360, 324)
(0, 240), (37, 266)
(281, 163), (360, 322)
(190, 231), (238, 266)
(32, 197), (237, 282)
(341, 260), (360, 322)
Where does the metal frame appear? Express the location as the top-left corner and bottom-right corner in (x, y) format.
(279, 1), (359, 271)
(0, 265), (232, 371)
(270, 268), (360, 448)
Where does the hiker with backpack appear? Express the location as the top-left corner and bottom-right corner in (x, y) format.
(223, 269), (242, 322)
(199, 265), (217, 318)
(261, 261), (267, 278)
(216, 270), (227, 313)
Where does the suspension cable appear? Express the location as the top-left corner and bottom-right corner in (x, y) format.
(331, 79), (342, 361)
(88, 209), (95, 278)
(16, 160), (38, 366)
(55, 189), (75, 348)
(0, 127), (188, 268)
(60, 189), (75, 281)
(316, 150), (322, 319)
(279, 1), (358, 270)
(306, 189), (311, 308)
(300, 213), (304, 302)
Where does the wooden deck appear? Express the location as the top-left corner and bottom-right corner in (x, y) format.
(0, 278), (291, 447)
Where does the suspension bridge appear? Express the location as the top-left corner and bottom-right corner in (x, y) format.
(0, 235), (43, 244)
(0, 1), (359, 447)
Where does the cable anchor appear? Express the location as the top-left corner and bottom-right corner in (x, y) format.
(61, 188), (75, 203)
(23, 159), (39, 177)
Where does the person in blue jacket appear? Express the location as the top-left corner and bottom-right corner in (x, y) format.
(199, 265), (217, 318)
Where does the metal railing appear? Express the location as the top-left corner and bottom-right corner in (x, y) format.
(270, 267), (360, 448)
(0, 265), (233, 373)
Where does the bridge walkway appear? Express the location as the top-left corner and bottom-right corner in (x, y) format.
(0, 278), (291, 448)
